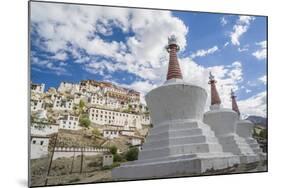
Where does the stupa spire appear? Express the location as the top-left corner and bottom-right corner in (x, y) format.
(166, 35), (183, 80)
(208, 72), (222, 108)
(231, 89), (240, 118)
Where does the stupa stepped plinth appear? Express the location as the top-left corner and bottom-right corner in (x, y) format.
(236, 119), (267, 160)
(112, 35), (240, 180)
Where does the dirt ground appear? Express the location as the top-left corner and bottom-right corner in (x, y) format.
(30, 154), (113, 187)
(31, 154), (267, 187)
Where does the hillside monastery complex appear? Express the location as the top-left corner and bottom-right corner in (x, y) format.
(30, 77), (150, 159)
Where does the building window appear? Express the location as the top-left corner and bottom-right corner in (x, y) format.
(40, 141), (44, 145)
(33, 140), (36, 144)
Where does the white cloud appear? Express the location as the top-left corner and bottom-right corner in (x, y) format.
(31, 55), (69, 75)
(31, 2), (188, 79)
(252, 40), (267, 60)
(220, 17), (228, 26)
(51, 51), (68, 61)
(230, 16), (255, 46)
(224, 42), (229, 48)
(245, 89), (252, 93)
(259, 75), (267, 85)
(190, 46), (219, 59)
(238, 91), (267, 117)
(238, 44), (249, 52)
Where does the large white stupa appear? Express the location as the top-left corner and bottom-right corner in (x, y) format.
(112, 35), (240, 180)
(203, 76), (259, 163)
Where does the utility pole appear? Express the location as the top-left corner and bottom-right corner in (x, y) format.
(80, 148), (84, 174)
(45, 132), (59, 186)
(70, 151), (75, 174)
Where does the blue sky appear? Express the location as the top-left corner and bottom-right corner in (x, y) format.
(30, 2), (267, 117)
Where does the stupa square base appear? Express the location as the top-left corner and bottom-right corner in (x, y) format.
(239, 154), (260, 164)
(112, 154), (240, 180)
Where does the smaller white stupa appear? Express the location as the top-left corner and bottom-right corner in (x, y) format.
(233, 90), (267, 161)
(203, 74), (259, 163)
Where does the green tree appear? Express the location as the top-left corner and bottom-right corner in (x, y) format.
(125, 147), (139, 161)
(110, 145), (117, 155)
(113, 154), (122, 162)
(79, 114), (91, 128)
(79, 100), (85, 109)
(78, 100), (85, 114)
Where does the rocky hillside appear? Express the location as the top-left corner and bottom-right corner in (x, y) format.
(246, 116), (267, 128)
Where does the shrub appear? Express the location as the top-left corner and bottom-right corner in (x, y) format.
(125, 147), (139, 161)
(113, 154), (122, 162)
(79, 100), (85, 109)
(79, 114), (91, 128)
(109, 146), (117, 155)
(259, 129), (267, 139)
(92, 128), (101, 136)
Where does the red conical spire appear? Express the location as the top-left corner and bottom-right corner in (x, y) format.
(166, 35), (183, 80)
(231, 89), (240, 117)
(208, 72), (222, 106)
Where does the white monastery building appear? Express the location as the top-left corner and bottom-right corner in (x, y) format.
(31, 122), (59, 136)
(57, 82), (80, 94)
(88, 107), (142, 130)
(126, 135), (143, 146)
(58, 114), (80, 130)
(120, 129), (135, 136)
(31, 83), (45, 94)
(30, 135), (49, 159)
(31, 99), (45, 112)
(103, 129), (120, 139)
(52, 95), (74, 111)
(140, 114), (151, 125)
